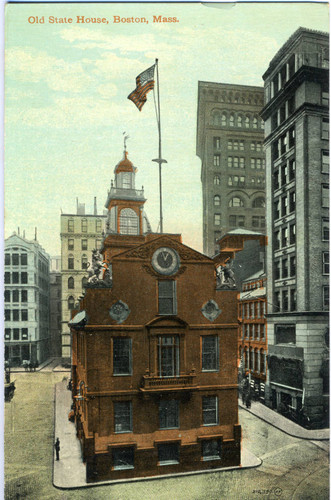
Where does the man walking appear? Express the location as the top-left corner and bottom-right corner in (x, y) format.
(54, 438), (60, 461)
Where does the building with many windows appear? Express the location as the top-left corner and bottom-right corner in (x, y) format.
(4, 231), (50, 366)
(196, 81), (266, 256)
(69, 150), (241, 482)
(60, 198), (106, 363)
(261, 27), (329, 427)
(50, 256), (62, 358)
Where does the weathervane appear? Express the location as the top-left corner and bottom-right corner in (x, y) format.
(123, 132), (130, 152)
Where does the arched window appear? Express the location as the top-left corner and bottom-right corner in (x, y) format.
(221, 113), (227, 126)
(229, 197), (244, 207)
(253, 197), (266, 208)
(253, 116), (258, 129)
(120, 208), (139, 235)
(82, 277), (88, 288)
(245, 115), (250, 128)
(68, 277), (74, 289)
(214, 195), (220, 206)
(68, 296), (75, 310)
(229, 114), (234, 127)
(81, 255), (88, 269)
(237, 115), (242, 128)
(214, 175), (220, 185)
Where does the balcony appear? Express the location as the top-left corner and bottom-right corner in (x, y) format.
(106, 187), (146, 205)
(140, 373), (197, 393)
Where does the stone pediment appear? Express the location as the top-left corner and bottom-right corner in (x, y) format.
(146, 316), (188, 330)
(114, 235), (212, 264)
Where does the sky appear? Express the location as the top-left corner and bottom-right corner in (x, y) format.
(4, 1), (329, 257)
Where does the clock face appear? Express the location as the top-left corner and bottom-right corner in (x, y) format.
(151, 247), (180, 276)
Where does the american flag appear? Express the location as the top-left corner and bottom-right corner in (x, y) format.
(128, 64), (155, 111)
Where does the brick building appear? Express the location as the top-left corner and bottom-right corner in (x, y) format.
(196, 81), (266, 257)
(69, 150), (241, 482)
(261, 27), (329, 427)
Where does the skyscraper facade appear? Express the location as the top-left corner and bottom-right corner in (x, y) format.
(197, 81), (266, 256)
(261, 27), (329, 427)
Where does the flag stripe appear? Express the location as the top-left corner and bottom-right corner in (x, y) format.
(128, 64), (156, 111)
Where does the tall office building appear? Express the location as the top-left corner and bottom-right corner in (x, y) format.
(261, 27), (329, 427)
(50, 256), (62, 358)
(4, 231), (50, 366)
(60, 198), (106, 363)
(196, 82), (266, 256)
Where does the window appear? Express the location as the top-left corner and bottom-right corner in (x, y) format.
(4, 272), (10, 284)
(21, 272), (28, 284)
(252, 216), (265, 228)
(289, 191), (295, 213)
(13, 328), (20, 340)
(82, 277), (88, 288)
(68, 255), (74, 270)
(214, 195), (220, 207)
(245, 116), (250, 128)
(322, 151), (329, 173)
(250, 142), (255, 152)
(233, 140), (238, 151)
(13, 310), (19, 321)
(21, 309), (28, 321)
(68, 277), (74, 289)
(229, 114), (234, 127)
(289, 224), (296, 245)
(81, 219), (87, 232)
(290, 289), (296, 312)
(322, 185), (329, 208)
(322, 218), (329, 241)
(228, 157), (233, 168)
(68, 296), (75, 310)
(202, 439), (221, 461)
(229, 197), (244, 207)
(251, 158), (256, 169)
(159, 400), (179, 429)
(322, 118), (329, 140)
(281, 196), (287, 217)
(323, 286), (329, 311)
(282, 258), (288, 278)
(96, 219), (102, 232)
(158, 336), (179, 377)
(289, 159), (295, 181)
(253, 197), (265, 208)
(323, 252), (329, 274)
(21, 328), (28, 340)
(213, 154), (220, 167)
(4, 290), (10, 302)
(20, 254), (27, 266)
(68, 239), (74, 250)
(158, 443), (179, 465)
(202, 396), (218, 425)
(282, 227), (288, 247)
(214, 214), (221, 226)
(114, 401), (132, 433)
(13, 290), (19, 302)
(81, 256), (88, 270)
(253, 117), (258, 129)
(81, 239), (87, 250)
(275, 324), (295, 344)
(120, 208), (139, 235)
(113, 338), (132, 375)
(112, 447), (134, 470)
(322, 92), (329, 107)
(68, 219), (74, 232)
(12, 253), (19, 265)
(228, 140), (233, 150)
(239, 157), (245, 169)
(158, 281), (177, 315)
(213, 137), (220, 149)
(5, 254), (10, 265)
(214, 175), (220, 185)
(5, 309), (10, 321)
(233, 157), (239, 168)
(12, 272), (19, 284)
(5, 329), (11, 340)
(202, 336), (219, 371)
(237, 115), (242, 128)
(289, 255), (296, 277)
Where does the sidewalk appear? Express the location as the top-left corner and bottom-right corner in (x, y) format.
(9, 357), (68, 373)
(239, 400), (329, 441)
(53, 380), (261, 489)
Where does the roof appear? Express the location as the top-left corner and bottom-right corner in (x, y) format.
(226, 228), (264, 236)
(242, 270), (266, 283)
(115, 151), (135, 174)
(239, 287), (266, 301)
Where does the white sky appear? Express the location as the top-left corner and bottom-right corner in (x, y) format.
(4, 2), (329, 256)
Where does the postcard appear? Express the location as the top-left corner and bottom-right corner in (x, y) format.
(4, 2), (329, 499)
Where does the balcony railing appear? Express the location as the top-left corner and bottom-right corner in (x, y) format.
(109, 187), (145, 200)
(140, 373), (197, 392)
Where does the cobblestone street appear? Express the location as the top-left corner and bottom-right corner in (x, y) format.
(5, 372), (329, 500)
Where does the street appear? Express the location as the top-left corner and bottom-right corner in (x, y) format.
(5, 372), (329, 500)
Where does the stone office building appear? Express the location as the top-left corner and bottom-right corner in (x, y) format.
(60, 198), (106, 363)
(69, 150), (241, 482)
(196, 81), (266, 257)
(261, 27), (329, 427)
(4, 231), (50, 366)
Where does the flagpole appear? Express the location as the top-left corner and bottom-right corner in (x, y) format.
(152, 58), (167, 234)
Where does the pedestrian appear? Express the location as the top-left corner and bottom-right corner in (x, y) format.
(246, 391), (251, 409)
(54, 438), (60, 461)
